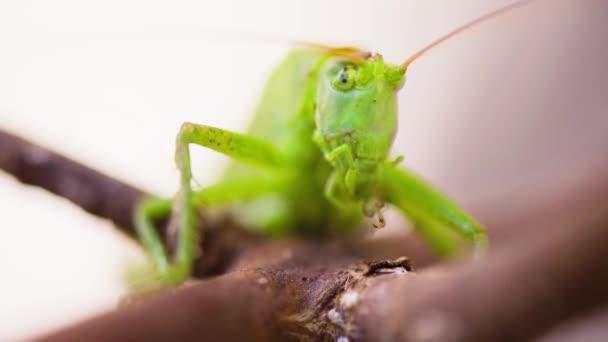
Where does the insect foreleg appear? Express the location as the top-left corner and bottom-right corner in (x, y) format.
(134, 175), (286, 286)
(326, 144), (355, 168)
(381, 166), (487, 257)
(325, 143), (360, 195)
(134, 197), (172, 277)
(134, 123), (287, 286)
(177, 123), (285, 171)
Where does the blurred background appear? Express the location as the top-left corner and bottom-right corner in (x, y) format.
(1, 0), (606, 340)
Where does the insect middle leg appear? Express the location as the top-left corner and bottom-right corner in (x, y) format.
(381, 166), (487, 257)
(134, 123), (287, 285)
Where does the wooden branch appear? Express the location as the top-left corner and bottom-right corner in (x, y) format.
(0, 129), (144, 235)
(33, 238), (416, 342)
(2, 129), (608, 341)
(35, 207), (608, 342)
(352, 207), (608, 341)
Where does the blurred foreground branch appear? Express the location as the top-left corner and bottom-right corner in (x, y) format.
(1, 129), (608, 341)
(0, 130), (144, 234)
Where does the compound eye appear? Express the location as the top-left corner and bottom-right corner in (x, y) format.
(332, 66), (356, 91)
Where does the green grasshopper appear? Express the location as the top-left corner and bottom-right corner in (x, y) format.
(133, 1), (534, 286)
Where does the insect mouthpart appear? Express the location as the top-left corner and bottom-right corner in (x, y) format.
(363, 196), (385, 229)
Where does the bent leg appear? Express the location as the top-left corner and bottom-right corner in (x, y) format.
(134, 174), (287, 285)
(135, 122), (287, 286)
(380, 167), (487, 258)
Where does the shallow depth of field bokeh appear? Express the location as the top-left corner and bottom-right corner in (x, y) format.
(1, 0), (605, 340)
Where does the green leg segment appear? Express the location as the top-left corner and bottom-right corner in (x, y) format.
(134, 197), (172, 276)
(324, 170), (348, 208)
(323, 143), (359, 205)
(380, 167), (487, 258)
(134, 123), (287, 286)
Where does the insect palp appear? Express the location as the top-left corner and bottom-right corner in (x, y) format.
(372, 212), (385, 229)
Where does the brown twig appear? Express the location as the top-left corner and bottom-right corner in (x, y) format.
(2, 129), (608, 341)
(0, 129), (145, 235)
(353, 206), (608, 342)
(35, 239), (415, 342)
(34, 207), (608, 342)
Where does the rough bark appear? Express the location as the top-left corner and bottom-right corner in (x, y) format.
(2, 129), (607, 341)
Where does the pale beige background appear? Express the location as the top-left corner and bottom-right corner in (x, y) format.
(1, 0), (602, 340)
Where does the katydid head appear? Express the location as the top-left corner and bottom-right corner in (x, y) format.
(314, 53), (406, 224)
(313, 0), (536, 225)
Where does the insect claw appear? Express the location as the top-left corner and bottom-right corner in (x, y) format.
(372, 218), (385, 229)
(373, 206), (386, 229)
(387, 155), (404, 169)
(375, 216), (385, 229)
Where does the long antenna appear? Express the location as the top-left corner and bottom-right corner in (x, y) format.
(401, 0), (540, 70)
